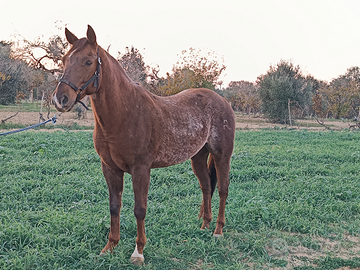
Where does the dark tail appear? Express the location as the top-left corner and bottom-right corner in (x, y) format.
(208, 154), (217, 198)
(198, 154), (218, 220)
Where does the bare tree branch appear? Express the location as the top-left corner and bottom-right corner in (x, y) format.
(1, 112), (19, 123)
(349, 122), (360, 129)
(314, 116), (332, 130)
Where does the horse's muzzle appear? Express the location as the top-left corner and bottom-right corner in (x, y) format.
(53, 91), (75, 112)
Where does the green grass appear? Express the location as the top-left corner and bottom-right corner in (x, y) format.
(0, 101), (91, 113)
(0, 102), (57, 113)
(292, 122), (329, 128)
(1, 130), (360, 269)
(0, 122), (94, 131)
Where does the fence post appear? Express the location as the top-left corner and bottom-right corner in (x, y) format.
(288, 99), (292, 126)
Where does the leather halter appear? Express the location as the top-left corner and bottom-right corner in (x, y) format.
(59, 47), (101, 110)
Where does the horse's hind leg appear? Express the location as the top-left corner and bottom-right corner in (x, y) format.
(191, 146), (212, 230)
(212, 155), (231, 236)
(100, 161), (124, 255)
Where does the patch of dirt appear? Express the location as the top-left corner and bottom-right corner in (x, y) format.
(235, 114), (355, 131)
(266, 233), (360, 269)
(0, 110), (358, 132)
(0, 111), (95, 128)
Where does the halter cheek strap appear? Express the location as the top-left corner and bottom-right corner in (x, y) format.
(59, 47), (101, 110)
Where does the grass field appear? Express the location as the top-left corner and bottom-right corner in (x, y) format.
(1, 130), (360, 269)
(0, 102), (58, 113)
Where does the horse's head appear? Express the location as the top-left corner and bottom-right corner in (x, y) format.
(53, 25), (101, 112)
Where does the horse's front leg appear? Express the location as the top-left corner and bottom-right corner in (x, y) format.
(130, 165), (150, 265)
(100, 161), (124, 255)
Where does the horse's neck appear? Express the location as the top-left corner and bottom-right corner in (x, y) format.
(90, 50), (135, 127)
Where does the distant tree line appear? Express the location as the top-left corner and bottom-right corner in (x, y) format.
(225, 61), (360, 124)
(2, 30), (360, 124)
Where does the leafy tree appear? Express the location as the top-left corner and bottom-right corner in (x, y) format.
(0, 72), (11, 86)
(0, 41), (33, 105)
(224, 81), (260, 115)
(117, 46), (165, 95)
(29, 69), (46, 102)
(10, 26), (68, 112)
(158, 48), (226, 95)
(117, 46), (148, 83)
(331, 66), (360, 88)
(317, 67), (360, 119)
(318, 83), (358, 119)
(312, 90), (325, 118)
(158, 68), (197, 96)
(36, 72), (58, 118)
(257, 60), (314, 124)
(177, 48), (226, 89)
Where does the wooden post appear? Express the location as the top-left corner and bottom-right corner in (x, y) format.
(29, 89), (33, 103)
(288, 99), (292, 126)
(39, 92), (45, 123)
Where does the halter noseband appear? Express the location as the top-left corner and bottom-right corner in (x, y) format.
(59, 47), (101, 110)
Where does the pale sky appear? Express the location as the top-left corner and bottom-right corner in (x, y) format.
(2, 0), (360, 86)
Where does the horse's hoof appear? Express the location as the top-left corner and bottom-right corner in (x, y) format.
(99, 250), (108, 256)
(213, 233), (223, 238)
(130, 255), (144, 265)
(130, 244), (144, 265)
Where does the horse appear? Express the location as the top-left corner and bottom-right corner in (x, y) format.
(52, 25), (235, 265)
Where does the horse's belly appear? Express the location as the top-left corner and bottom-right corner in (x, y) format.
(151, 132), (207, 168)
(151, 145), (201, 168)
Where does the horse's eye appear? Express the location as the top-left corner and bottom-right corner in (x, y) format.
(85, 60), (92, 66)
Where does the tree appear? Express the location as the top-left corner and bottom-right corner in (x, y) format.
(36, 72), (58, 119)
(316, 67), (360, 119)
(117, 46), (148, 83)
(117, 46), (164, 95)
(158, 48), (226, 95)
(318, 83), (358, 119)
(29, 69), (46, 102)
(10, 26), (69, 113)
(12, 34), (68, 73)
(0, 41), (33, 105)
(157, 68), (196, 96)
(177, 48), (226, 89)
(257, 60), (315, 124)
(331, 66), (360, 88)
(224, 81), (260, 115)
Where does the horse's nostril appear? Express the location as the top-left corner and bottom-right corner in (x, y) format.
(61, 95), (69, 107)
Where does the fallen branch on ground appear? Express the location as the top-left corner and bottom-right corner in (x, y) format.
(349, 122), (360, 129)
(314, 117), (332, 130)
(1, 112), (19, 124)
(39, 112), (46, 123)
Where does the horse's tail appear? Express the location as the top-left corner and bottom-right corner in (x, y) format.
(198, 154), (218, 220)
(208, 154), (217, 197)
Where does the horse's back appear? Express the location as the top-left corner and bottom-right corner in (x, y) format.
(157, 88), (234, 119)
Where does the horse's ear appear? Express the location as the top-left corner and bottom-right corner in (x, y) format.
(87, 25), (97, 45)
(65, 28), (78, 45)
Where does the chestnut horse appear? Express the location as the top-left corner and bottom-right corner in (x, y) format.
(52, 25), (235, 264)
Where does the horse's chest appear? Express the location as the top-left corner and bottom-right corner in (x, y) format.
(94, 136), (132, 172)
